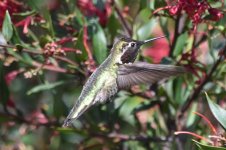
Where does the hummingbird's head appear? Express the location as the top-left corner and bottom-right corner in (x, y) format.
(112, 36), (165, 64)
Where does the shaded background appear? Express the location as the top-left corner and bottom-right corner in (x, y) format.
(0, 0), (226, 149)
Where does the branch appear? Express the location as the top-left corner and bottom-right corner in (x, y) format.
(0, 44), (42, 54)
(0, 44), (79, 66)
(0, 44), (80, 74)
(94, 132), (170, 143)
(113, 1), (132, 37)
(178, 44), (226, 119)
(31, 61), (74, 74)
(169, 15), (180, 57)
(83, 26), (94, 61)
(0, 111), (59, 127)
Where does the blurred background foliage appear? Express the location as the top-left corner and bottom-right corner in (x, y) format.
(0, 0), (226, 149)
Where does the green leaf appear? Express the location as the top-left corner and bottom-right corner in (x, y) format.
(13, 10), (36, 16)
(27, 81), (64, 95)
(106, 14), (121, 39)
(205, 92), (226, 130)
(92, 24), (107, 64)
(193, 140), (226, 150)
(0, 32), (7, 44)
(2, 11), (13, 41)
(173, 32), (188, 56)
(75, 30), (87, 61)
(137, 18), (157, 41)
(159, 17), (170, 41)
(119, 96), (144, 126)
(42, 9), (55, 37)
(27, 0), (55, 37)
(11, 26), (22, 44)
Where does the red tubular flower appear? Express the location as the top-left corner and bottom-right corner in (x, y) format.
(77, 0), (112, 26)
(208, 8), (224, 21)
(3, 70), (23, 108)
(169, 5), (181, 15)
(15, 16), (32, 34)
(5, 69), (23, 85)
(15, 15), (43, 34)
(143, 38), (169, 63)
(0, 0), (22, 28)
(156, 0), (224, 31)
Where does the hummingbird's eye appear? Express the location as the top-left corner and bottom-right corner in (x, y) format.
(131, 42), (135, 47)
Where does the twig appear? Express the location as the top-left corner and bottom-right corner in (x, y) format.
(83, 26), (94, 61)
(0, 111), (58, 127)
(94, 132), (170, 143)
(0, 44), (79, 66)
(178, 44), (226, 119)
(194, 34), (208, 48)
(54, 55), (78, 66)
(0, 44), (42, 54)
(113, 1), (132, 37)
(31, 61), (74, 74)
(169, 15), (180, 57)
(153, 13), (174, 19)
(0, 44), (79, 74)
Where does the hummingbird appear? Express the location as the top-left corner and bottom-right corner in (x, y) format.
(62, 36), (185, 127)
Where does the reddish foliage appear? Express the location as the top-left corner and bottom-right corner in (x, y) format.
(155, 0), (224, 31)
(15, 15), (43, 34)
(3, 70), (22, 108)
(15, 16), (32, 34)
(77, 0), (112, 26)
(83, 26), (96, 72)
(193, 112), (217, 135)
(6, 97), (15, 108)
(43, 42), (65, 56)
(42, 39), (81, 57)
(56, 37), (75, 45)
(4, 69), (22, 85)
(47, 0), (60, 10)
(26, 110), (49, 124)
(175, 131), (213, 144)
(0, 0), (22, 28)
(143, 38), (169, 63)
(208, 8), (224, 21)
(180, 50), (207, 84)
(56, 37), (82, 54)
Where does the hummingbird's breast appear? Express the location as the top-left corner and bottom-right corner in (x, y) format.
(71, 55), (118, 118)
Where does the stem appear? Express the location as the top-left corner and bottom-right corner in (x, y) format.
(175, 131), (213, 144)
(169, 15), (180, 57)
(0, 44), (79, 67)
(113, 1), (132, 37)
(0, 44), (80, 74)
(0, 44), (42, 54)
(0, 111), (58, 127)
(104, 132), (169, 142)
(193, 112), (217, 135)
(31, 61), (72, 73)
(83, 26), (94, 61)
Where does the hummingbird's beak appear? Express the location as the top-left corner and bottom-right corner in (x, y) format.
(138, 35), (166, 45)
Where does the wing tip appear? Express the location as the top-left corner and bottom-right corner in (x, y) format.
(176, 66), (189, 74)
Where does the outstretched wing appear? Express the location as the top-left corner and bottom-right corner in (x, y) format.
(117, 62), (186, 89)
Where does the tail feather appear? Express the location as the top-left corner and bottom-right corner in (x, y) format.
(62, 104), (89, 127)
